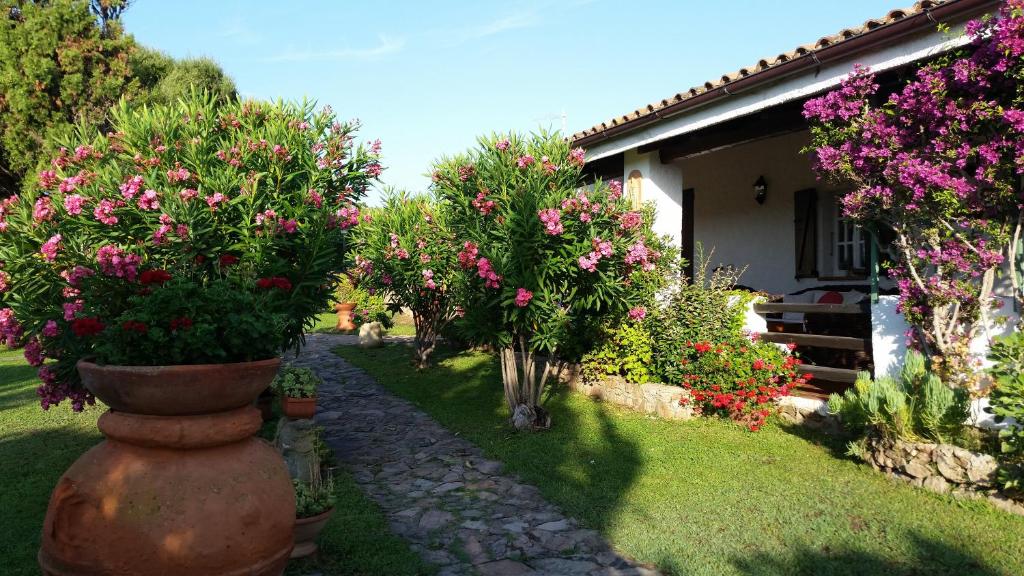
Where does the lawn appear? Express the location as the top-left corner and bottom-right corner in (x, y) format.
(0, 348), (430, 576)
(335, 343), (1024, 576)
(309, 309), (417, 337)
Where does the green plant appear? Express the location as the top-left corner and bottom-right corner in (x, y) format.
(350, 285), (395, 330)
(829, 350), (969, 443)
(986, 332), (1024, 491)
(272, 366), (321, 399)
(582, 322), (653, 384)
(294, 475), (336, 519)
(334, 275), (358, 304)
(0, 92), (380, 410)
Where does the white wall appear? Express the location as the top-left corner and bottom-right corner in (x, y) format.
(623, 149), (683, 246)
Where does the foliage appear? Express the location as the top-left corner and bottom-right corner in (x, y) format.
(803, 2), (1024, 385)
(272, 366), (321, 399)
(0, 93), (381, 410)
(581, 321), (653, 384)
(829, 350), (970, 443)
(986, 332), (1024, 491)
(350, 190), (458, 366)
(680, 338), (802, 431)
(337, 343), (1024, 576)
(294, 476), (336, 518)
(350, 285), (394, 330)
(431, 131), (667, 427)
(145, 57), (236, 106)
(646, 247), (751, 385)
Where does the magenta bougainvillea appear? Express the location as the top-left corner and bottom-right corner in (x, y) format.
(804, 1), (1024, 384)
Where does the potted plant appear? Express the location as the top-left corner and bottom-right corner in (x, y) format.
(0, 93), (381, 575)
(334, 275), (358, 331)
(273, 366), (321, 419)
(291, 473), (336, 559)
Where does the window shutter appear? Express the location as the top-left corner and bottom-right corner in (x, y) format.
(794, 188), (818, 278)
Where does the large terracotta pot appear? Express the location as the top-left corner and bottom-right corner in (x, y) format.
(335, 301), (357, 331)
(38, 358), (295, 576)
(291, 508), (335, 559)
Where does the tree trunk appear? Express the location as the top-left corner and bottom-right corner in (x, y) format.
(412, 310), (438, 369)
(500, 336), (553, 431)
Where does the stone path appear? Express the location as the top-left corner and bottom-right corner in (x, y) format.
(291, 334), (659, 576)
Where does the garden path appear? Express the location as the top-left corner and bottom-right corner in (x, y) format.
(291, 334), (660, 576)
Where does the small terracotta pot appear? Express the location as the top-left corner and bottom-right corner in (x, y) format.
(291, 508), (335, 559)
(281, 395), (317, 419)
(39, 359), (295, 576)
(335, 301), (357, 331)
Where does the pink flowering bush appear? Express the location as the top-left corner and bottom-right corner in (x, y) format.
(350, 191), (460, 367)
(432, 131), (664, 430)
(0, 94), (380, 410)
(804, 2), (1024, 385)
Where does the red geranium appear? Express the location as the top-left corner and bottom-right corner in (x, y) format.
(71, 317), (105, 337)
(256, 276), (292, 291)
(121, 320), (148, 333)
(139, 269), (172, 286)
(219, 254), (240, 267)
(169, 317), (193, 331)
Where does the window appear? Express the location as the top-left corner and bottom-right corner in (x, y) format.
(833, 198), (867, 275)
(627, 170), (643, 210)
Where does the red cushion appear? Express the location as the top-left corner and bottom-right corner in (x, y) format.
(817, 291), (843, 304)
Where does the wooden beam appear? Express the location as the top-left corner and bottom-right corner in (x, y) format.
(758, 332), (867, 351)
(753, 302), (868, 315)
(796, 364), (861, 384)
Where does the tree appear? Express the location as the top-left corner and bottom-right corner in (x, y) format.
(432, 132), (664, 430)
(803, 1), (1024, 386)
(351, 189), (460, 367)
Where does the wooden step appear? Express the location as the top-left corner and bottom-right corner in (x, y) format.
(758, 332), (868, 351)
(796, 364), (861, 384)
(754, 302), (868, 315)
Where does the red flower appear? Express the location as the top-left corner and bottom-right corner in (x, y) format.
(219, 254), (240, 267)
(256, 276), (292, 291)
(752, 359), (766, 370)
(139, 269), (172, 286)
(169, 317), (193, 331)
(121, 320), (148, 333)
(71, 317), (105, 337)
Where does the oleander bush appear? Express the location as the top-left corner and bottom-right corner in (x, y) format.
(987, 332), (1024, 491)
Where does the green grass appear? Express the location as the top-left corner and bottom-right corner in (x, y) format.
(335, 344), (1024, 576)
(0, 348), (429, 576)
(309, 310), (417, 337)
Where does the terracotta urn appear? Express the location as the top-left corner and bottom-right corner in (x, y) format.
(291, 508), (335, 559)
(281, 395), (317, 419)
(38, 358), (295, 576)
(335, 301), (357, 331)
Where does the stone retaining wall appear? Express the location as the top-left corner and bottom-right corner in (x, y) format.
(564, 371), (693, 421)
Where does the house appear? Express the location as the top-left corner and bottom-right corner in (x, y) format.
(571, 0), (1011, 415)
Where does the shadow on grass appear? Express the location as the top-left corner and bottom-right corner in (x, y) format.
(726, 533), (999, 576)
(334, 343), (645, 545)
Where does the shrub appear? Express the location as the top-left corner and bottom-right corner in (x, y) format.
(986, 332), (1024, 491)
(0, 93), (380, 410)
(829, 350), (969, 443)
(680, 338), (803, 431)
(350, 190), (459, 366)
(350, 286), (394, 330)
(272, 366), (321, 399)
(432, 131), (666, 430)
(581, 321), (653, 384)
(293, 476), (336, 519)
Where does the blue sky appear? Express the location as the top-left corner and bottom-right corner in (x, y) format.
(123, 0), (903, 202)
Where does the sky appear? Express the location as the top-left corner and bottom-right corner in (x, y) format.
(123, 0), (904, 203)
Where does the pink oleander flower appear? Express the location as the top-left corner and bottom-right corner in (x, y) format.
(307, 189), (323, 208)
(33, 197), (55, 222)
(179, 188), (199, 201)
(0, 270), (8, 293)
(580, 212), (592, 223)
(458, 241), (479, 269)
(569, 147), (586, 166)
(94, 199), (119, 225)
(205, 192), (228, 209)
(40, 234), (62, 261)
(137, 189), (160, 211)
(366, 163), (383, 177)
(422, 269), (437, 290)
(592, 237), (613, 257)
(514, 288), (533, 307)
(120, 175), (144, 200)
(607, 180), (623, 200)
(63, 300), (83, 321)
(472, 192), (496, 215)
(153, 224), (172, 245)
(476, 257), (502, 288)
(96, 244), (141, 281)
(420, 252), (432, 263)
(24, 338), (44, 366)
(58, 174), (83, 193)
(42, 320), (60, 337)
(628, 306), (647, 321)
(382, 273), (393, 286)
(334, 206), (360, 229)
(38, 169), (60, 189)
(619, 211), (642, 230)
(578, 253), (599, 272)
(176, 224), (189, 238)
(277, 218), (298, 233)
(255, 209), (277, 226)
(166, 165), (190, 183)
(538, 208), (564, 235)
(496, 138), (511, 151)
(63, 194), (86, 215)
(517, 155), (535, 168)
(62, 265), (94, 286)
(395, 248), (410, 260)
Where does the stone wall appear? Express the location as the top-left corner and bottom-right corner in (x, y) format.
(862, 437), (1024, 515)
(564, 372), (693, 421)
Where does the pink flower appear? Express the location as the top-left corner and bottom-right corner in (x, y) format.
(458, 241), (479, 269)
(278, 218), (298, 233)
(93, 199), (119, 225)
(579, 212), (592, 223)
(628, 307), (647, 321)
(179, 188), (199, 201)
(38, 170), (59, 189)
(62, 265), (94, 286)
(578, 253), (599, 272)
(175, 224), (189, 238)
(96, 244), (141, 281)
(255, 209), (277, 225)
(496, 138), (511, 151)
(472, 192), (496, 215)
(307, 189), (323, 208)
(517, 155), (535, 168)
(592, 237), (613, 257)
(120, 175), (143, 200)
(205, 192), (228, 209)
(63, 194), (86, 215)
(42, 320), (60, 337)
(476, 257), (502, 288)
(166, 166), (190, 183)
(420, 252), (432, 263)
(137, 189), (160, 211)
(366, 163), (383, 177)
(58, 175), (83, 193)
(0, 270), (8, 293)
(24, 338), (44, 366)
(333, 206), (360, 229)
(422, 269), (437, 290)
(619, 211), (642, 230)
(40, 234), (62, 261)
(607, 180), (623, 200)
(153, 224), (172, 245)
(63, 300), (83, 321)
(382, 273), (393, 286)
(514, 288), (533, 307)
(33, 197), (55, 222)
(537, 208), (564, 235)
(569, 147), (586, 166)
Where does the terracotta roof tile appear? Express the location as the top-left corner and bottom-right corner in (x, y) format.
(571, 0), (954, 143)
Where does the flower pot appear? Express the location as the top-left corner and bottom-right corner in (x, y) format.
(281, 395), (317, 419)
(291, 508), (335, 559)
(38, 358), (295, 576)
(335, 301), (357, 331)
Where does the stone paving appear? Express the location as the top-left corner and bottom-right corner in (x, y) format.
(290, 334), (660, 576)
